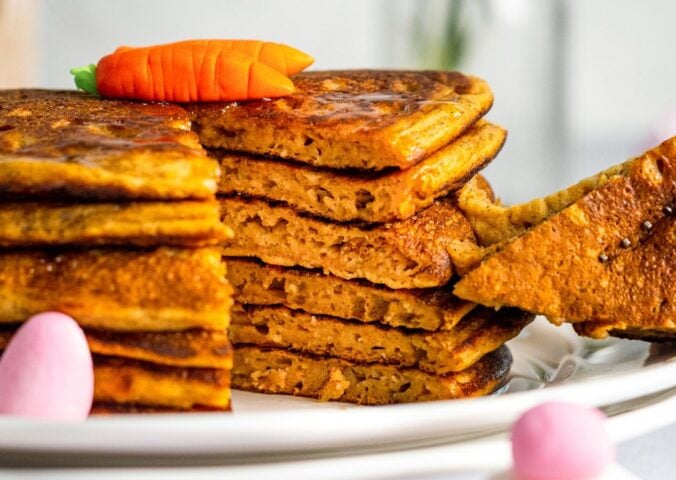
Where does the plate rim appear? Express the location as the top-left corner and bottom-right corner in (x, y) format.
(0, 352), (673, 456)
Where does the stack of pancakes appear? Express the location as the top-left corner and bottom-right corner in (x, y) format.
(0, 90), (233, 412)
(189, 71), (534, 405)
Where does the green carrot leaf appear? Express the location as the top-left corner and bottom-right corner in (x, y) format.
(70, 64), (99, 95)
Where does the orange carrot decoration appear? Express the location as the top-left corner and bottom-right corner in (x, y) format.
(170, 39), (313, 76)
(70, 40), (313, 102)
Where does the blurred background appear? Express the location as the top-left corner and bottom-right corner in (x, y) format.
(2, 0), (675, 202)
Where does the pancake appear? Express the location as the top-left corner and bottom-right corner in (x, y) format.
(227, 258), (475, 331)
(90, 403), (225, 414)
(0, 247), (232, 331)
(455, 138), (675, 338)
(220, 195), (476, 289)
(0, 333), (232, 410)
(213, 121), (506, 223)
(0, 200), (231, 247)
(189, 70), (493, 171)
(0, 90), (218, 200)
(85, 329), (232, 369)
(94, 356), (230, 410)
(232, 345), (511, 405)
(0, 326), (232, 369)
(230, 304), (532, 374)
(574, 322), (676, 342)
(0, 351), (231, 411)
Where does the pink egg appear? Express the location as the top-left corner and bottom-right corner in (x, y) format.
(511, 402), (615, 480)
(0, 312), (93, 420)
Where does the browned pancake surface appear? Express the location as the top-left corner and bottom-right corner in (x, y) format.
(94, 356), (231, 410)
(86, 329), (232, 368)
(0, 90), (218, 200)
(0, 247), (232, 331)
(0, 326), (232, 369)
(455, 138), (675, 338)
(91, 402), (230, 414)
(0, 201), (231, 247)
(0, 333), (232, 410)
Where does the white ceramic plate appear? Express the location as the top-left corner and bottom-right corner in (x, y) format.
(0, 318), (674, 466)
(5, 390), (667, 479)
(2, 388), (672, 479)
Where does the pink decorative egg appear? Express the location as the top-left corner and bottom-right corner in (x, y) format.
(511, 402), (615, 480)
(0, 312), (93, 420)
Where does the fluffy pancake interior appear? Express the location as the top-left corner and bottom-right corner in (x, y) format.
(221, 195), (476, 289)
(226, 257), (475, 331)
(230, 304), (531, 374)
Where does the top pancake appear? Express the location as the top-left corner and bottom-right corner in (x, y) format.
(189, 70), (493, 171)
(0, 90), (219, 200)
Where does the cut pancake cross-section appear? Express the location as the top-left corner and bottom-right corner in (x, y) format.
(212, 121), (506, 223)
(230, 304), (532, 374)
(220, 195), (476, 289)
(206, 69), (529, 405)
(232, 345), (512, 406)
(226, 258), (476, 331)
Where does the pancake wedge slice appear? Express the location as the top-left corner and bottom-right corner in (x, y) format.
(214, 121), (506, 223)
(190, 70), (493, 170)
(573, 322), (676, 342)
(458, 161), (629, 247)
(0, 247), (232, 331)
(232, 345), (512, 405)
(230, 304), (532, 374)
(0, 201), (231, 247)
(221, 195), (477, 289)
(455, 137), (676, 339)
(227, 258), (475, 331)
